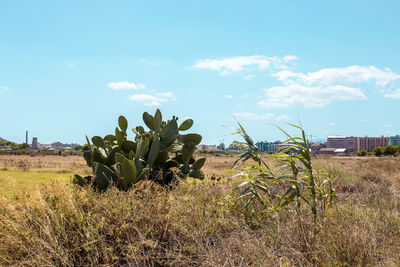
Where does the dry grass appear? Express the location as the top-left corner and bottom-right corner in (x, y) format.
(0, 155), (399, 266)
(0, 155), (88, 171)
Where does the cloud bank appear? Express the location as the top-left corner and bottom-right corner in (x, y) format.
(109, 81), (175, 106)
(128, 92), (176, 107)
(233, 112), (290, 121)
(193, 55), (297, 76)
(260, 65), (400, 108)
(108, 82), (146, 90)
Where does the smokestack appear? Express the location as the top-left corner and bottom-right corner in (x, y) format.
(26, 131), (28, 144)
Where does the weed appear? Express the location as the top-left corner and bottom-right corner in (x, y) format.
(230, 123), (335, 224)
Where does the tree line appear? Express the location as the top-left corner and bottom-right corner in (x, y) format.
(356, 145), (400, 157)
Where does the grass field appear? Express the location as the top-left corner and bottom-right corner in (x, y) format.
(0, 154), (399, 266)
(0, 155), (90, 197)
(0, 168), (73, 197)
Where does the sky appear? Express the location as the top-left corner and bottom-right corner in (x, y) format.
(1, 0), (400, 145)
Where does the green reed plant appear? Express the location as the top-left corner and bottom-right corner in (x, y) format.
(231, 123), (335, 224)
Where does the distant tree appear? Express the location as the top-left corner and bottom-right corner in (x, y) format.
(395, 146), (400, 157)
(228, 140), (242, 150)
(18, 143), (29, 149)
(356, 149), (367, 156)
(74, 145), (83, 151)
(383, 145), (397, 156)
(373, 146), (383, 157)
(217, 142), (225, 151)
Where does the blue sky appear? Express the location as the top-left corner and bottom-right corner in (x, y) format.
(1, 1), (400, 145)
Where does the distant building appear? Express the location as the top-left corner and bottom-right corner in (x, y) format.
(196, 144), (218, 151)
(0, 145), (12, 151)
(51, 142), (63, 149)
(311, 143), (322, 156)
(327, 136), (357, 153)
(388, 135), (400, 146)
(256, 141), (281, 153)
(32, 137), (39, 149)
(327, 135), (388, 153)
(26, 137), (43, 152)
(196, 144), (207, 151)
(334, 148), (348, 156)
(318, 148), (336, 155)
(317, 148), (348, 156)
(327, 136), (346, 148)
(256, 141), (268, 152)
(255, 141), (298, 153)
(357, 136), (388, 152)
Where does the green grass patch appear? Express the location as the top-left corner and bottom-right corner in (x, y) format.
(0, 168), (80, 198)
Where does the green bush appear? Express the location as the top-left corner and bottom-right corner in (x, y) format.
(356, 149), (367, 156)
(373, 146), (383, 157)
(383, 145), (397, 156)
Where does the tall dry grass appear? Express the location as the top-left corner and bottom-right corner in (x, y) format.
(0, 155), (399, 266)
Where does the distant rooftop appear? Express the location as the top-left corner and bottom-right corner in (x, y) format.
(319, 148), (336, 152)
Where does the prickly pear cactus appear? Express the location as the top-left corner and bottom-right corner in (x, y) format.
(73, 109), (206, 191)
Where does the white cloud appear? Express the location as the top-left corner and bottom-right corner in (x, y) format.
(260, 65), (400, 108)
(128, 92), (176, 107)
(241, 94), (252, 99)
(68, 62), (76, 67)
(140, 59), (160, 67)
(233, 112), (274, 121)
(108, 82), (141, 90)
(233, 112), (291, 122)
(155, 92), (177, 100)
(383, 88), (400, 99)
(260, 113), (275, 120)
(276, 115), (291, 121)
(283, 55), (298, 62)
(0, 86), (10, 90)
(224, 94), (234, 99)
(361, 119), (369, 123)
(328, 122), (335, 127)
(193, 55), (297, 75)
(258, 84), (367, 108)
(273, 66), (400, 87)
(384, 123), (393, 128)
(236, 104), (244, 108)
(244, 74), (256, 80)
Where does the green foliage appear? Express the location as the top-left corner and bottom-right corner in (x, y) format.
(356, 149), (367, 156)
(228, 140), (243, 150)
(217, 142), (225, 151)
(73, 109), (206, 191)
(17, 143), (30, 150)
(383, 145), (397, 156)
(230, 123), (335, 224)
(373, 146), (383, 157)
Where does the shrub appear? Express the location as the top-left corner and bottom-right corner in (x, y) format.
(383, 145), (397, 156)
(230, 123), (335, 224)
(73, 109), (206, 191)
(373, 146), (383, 157)
(356, 149), (367, 156)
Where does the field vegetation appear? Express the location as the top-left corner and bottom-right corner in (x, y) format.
(0, 153), (399, 266)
